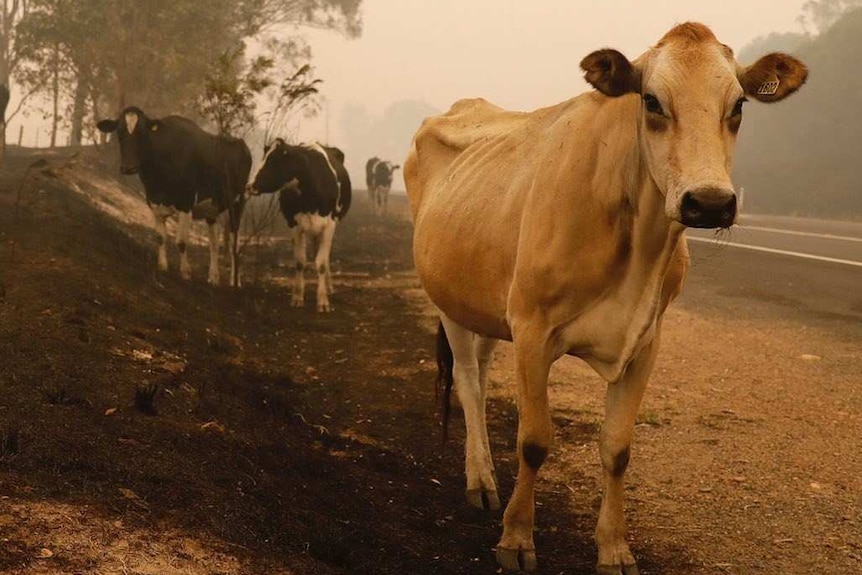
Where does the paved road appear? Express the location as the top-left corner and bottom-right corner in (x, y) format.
(680, 215), (862, 325)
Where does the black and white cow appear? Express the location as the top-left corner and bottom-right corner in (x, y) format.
(365, 157), (400, 217)
(96, 106), (251, 286)
(248, 139), (351, 312)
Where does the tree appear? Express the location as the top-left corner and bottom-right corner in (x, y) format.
(13, 0), (362, 147)
(799, 0), (862, 34)
(197, 46), (274, 137)
(0, 0), (32, 159)
(737, 32), (807, 64)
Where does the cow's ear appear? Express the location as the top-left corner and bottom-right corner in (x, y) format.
(147, 119), (161, 132)
(96, 119), (117, 133)
(580, 49), (640, 97)
(739, 53), (807, 103)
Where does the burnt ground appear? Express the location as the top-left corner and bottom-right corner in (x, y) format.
(0, 146), (860, 575)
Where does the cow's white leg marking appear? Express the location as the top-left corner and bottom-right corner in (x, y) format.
(206, 220), (220, 285)
(176, 211), (192, 280)
(314, 218), (337, 312)
(441, 316), (500, 510)
(595, 328), (659, 575)
(152, 205), (171, 272)
(496, 327), (554, 572)
(291, 226), (307, 307)
(372, 186), (382, 217)
(382, 186), (390, 217)
(228, 229), (240, 288)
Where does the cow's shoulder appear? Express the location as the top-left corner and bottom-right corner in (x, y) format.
(323, 146), (346, 167)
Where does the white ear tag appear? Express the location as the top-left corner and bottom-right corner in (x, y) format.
(150, 124), (159, 132)
(756, 79), (780, 96)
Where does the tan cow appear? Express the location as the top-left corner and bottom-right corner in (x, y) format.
(405, 23), (806, 574)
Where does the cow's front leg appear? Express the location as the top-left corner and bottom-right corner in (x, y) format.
(176, 211), (192, 280)
(291, 227), (307, 307)
(152, 206), (170, 272)
(314, 218), (337, 312)
(206, 219), (220, 285)
(496, 326), (554, 572)
(595, 330), (660, 575)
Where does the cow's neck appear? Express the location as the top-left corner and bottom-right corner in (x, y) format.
(557, 116), (684, 383)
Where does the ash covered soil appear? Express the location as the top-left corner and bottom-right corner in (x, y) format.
(0, 147), (859, 575)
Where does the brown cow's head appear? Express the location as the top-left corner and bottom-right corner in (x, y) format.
(96, 107), (160, 175)
(581, 22), (807, 229)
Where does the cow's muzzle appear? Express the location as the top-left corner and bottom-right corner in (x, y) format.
(679, 188), (737, 229)
(120, 165), (139, 175)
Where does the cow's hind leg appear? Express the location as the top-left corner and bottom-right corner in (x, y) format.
(291, 226), (307, 307)
(152, 207), (170, 272)
(314, 218), (337, 312)
(220, 211), (241, 287)
(440, 316), (500, 511)
(595, 330), (660, 575)
(176, 211), (192, 280)
(206, 219), (220, 285)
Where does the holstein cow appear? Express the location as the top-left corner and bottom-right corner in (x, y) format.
(248, 138), (351, 312)
(405, 23), (806, 573)
(97, 107), (251, 286)
(365, 156), (400, 217)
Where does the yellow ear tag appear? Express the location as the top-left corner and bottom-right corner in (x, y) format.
(756, 79), (779, 96)
(150, 124), (159, 132)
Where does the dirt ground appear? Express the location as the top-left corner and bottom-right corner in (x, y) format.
(0, 146), (859, 575)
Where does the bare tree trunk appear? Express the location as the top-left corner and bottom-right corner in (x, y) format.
(0, 84), (7, 162)
(50, 42), (59, 148)
(69, 71), (87, 146)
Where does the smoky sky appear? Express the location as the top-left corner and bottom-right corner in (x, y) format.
(297, 0), (805, 144)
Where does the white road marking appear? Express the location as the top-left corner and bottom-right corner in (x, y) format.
(740, 225), (862, 243)
(687, 236), (862, 268)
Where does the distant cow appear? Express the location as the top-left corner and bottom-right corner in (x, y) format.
(406, 22), (807, 573)
(365, 157), (400, 217)
(248, 139), (351, 312)
(97, 107), (251, 286)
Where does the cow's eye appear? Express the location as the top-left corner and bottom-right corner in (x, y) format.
(643, 94), (664, 116)
(731, 97), (747, 117)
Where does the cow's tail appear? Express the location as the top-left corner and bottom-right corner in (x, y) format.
(436, 319), (454, 442)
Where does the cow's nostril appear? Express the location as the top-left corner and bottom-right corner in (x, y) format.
(680, 191), (702, 219)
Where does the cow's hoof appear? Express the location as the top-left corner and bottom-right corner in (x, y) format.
(466, 488), (500, 510)
(317, 303), (332, 313)
(596, 563), (640, 575)
(208, 275), (220, 286)
(291, 297), (304, 307)
(495, 547), (537, 572)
